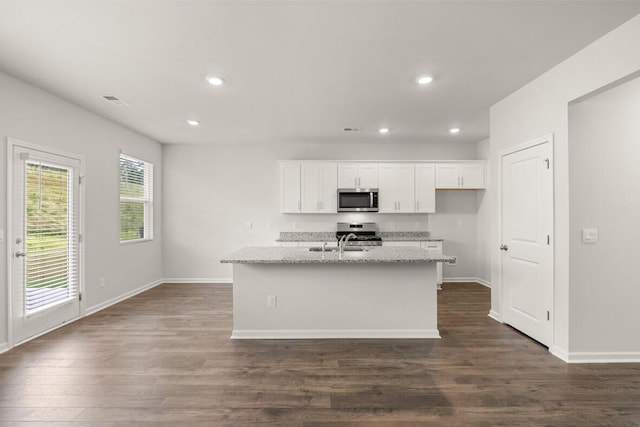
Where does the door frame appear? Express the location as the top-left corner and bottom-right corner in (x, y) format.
(497, 134), (555, 346)
(5, 137), (86, 349)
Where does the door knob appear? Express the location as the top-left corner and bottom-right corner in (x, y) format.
(15, 251), (27, 258)
(499, 245), (509, 251)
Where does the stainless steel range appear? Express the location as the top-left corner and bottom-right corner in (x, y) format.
(335, 222), (382, 246)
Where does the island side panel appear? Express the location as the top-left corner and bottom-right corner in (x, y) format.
(231, 263), (439, 339)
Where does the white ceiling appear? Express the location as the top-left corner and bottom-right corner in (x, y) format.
(1, 1), (640, 145)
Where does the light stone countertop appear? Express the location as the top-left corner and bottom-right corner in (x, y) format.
(276, 231), (442, 242)
(221, 246), (456, 264)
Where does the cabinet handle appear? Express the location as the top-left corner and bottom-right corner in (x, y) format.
(398, 201), (400, 211)
(320, 201), (323, 210)
(416, 201), (420, 210)
(461, 176), (464, 187)
(298, 200), (301, 212)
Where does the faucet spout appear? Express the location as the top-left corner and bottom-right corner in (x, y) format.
(339, 233), (358, 255)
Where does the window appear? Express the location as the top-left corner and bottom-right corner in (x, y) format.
(119, 153), (153, 242)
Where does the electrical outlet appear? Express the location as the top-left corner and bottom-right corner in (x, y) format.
(267, 295), (277, 308)
(99, 277), (106, 288)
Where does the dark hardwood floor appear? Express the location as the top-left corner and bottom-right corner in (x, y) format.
(1, 282), (639, 426)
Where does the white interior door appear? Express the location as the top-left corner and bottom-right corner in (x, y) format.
(500, 139), (553, 346)
(10, 142), (82, 345)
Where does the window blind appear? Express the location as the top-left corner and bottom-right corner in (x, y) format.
(120, 153), (153, 242)
(25, 161), (79, 314)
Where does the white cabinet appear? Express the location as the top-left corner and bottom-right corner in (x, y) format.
(415, 163), (436, 213)
(301, 162), (337, 213)
(280, 162), (337, 213)
(378, 163), (415, 213)
(280, 162), (301, 213)
(421, 241), (443, 287)
(337, 163), (378, 189)
(435, 162), (485, 189)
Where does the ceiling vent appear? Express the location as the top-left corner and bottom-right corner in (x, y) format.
(343, 127), (360, 132)
(102, 95), (130, 106)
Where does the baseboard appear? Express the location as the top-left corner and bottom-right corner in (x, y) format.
(84, 278), (164, 316)
(162, 278), (233, 284)
(444, 277), (491, 288)
(564, 351), (640, 363)
(550, 346), (570, 362)
(231, 329), (441, 340)
(0, 342), (9, 355)
(488, 310), (502, 323)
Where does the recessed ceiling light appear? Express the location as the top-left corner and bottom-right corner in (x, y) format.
(379, 128), (390, 134)
(206, 76), (225, 86)
(449, 128), (461, 134)
(416, 75), (434, 85)
(187, 120), (200, 126)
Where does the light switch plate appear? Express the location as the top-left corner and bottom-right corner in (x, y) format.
(582, 228), (598, 244)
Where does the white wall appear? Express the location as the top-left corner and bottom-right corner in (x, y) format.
(489, 13), (640, 360)
(568, 74), (640, 354)
(162, 142), (481, 281)
(0, 71), (163, 350)
(475, 138), (491, 286)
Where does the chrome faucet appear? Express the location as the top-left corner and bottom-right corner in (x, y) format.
(338, 233), (358, 255)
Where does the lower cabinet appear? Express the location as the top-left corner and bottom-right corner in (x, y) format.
(383, 240), (443, 288)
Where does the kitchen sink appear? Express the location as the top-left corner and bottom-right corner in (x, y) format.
(308, 246), (368, 252)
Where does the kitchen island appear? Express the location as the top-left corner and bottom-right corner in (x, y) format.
(221, 246), (455, 339)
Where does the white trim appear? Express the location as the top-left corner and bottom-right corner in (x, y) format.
(550, 346), (570, 362)
(443, 277), (491, 288)
(0, 342), (9, 355)
(84, 279), (163, 316)
(162, 278), (233, 284)
(488, 310), (502, 323)
(563, 351), (640, 364)
(231, 329), (441, 340)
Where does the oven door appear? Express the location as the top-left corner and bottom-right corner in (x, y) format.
(337, 189), (378, 212)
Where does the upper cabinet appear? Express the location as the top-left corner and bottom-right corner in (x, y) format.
(415, 163), (436, 213)
(337, 163), (379, 189)
(301, 162), (338, 213)
(281, 160), (485, 214)
(378, 163), (415, 213)
(435, 162), (485, 189)
(280, 162), (301, 213)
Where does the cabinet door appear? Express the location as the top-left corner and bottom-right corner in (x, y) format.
(396, 164), (415, 213)
(415, 164), (436, 212)
(300, 163), (321, 213)
(337, 164), (359, 188)
(301, 162), (337, 213)
(460, 164), (484, 189)
(357, 164), (379, 188)
(318, 163), (337, 212)
(435, 164), (460, 189)
(280, 162), (300, 213)
(377, 163), (397, 213)
(421, 241), (443, 285)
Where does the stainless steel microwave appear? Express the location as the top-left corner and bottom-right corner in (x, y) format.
(337, 188), (379, 212)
